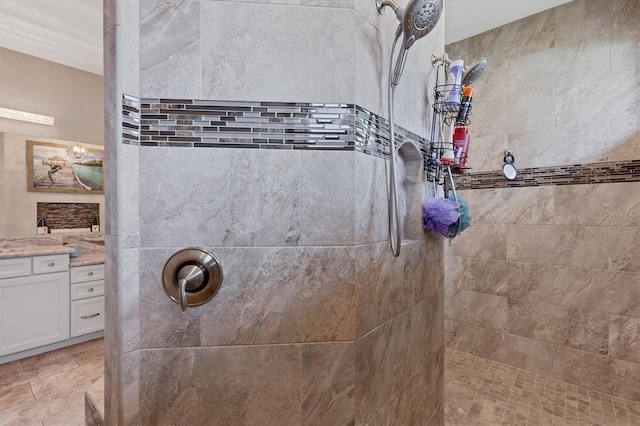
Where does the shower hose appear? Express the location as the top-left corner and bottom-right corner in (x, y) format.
(387, 31), (401, 257)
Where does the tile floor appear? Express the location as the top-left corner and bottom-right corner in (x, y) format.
(3, 341), (639, 425)
(0, 338), (104, 426)
(444, 348), (640, 426)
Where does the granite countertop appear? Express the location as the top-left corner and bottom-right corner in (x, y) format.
(0, 245), (105, 266)
(70, 253), (105, 267)
(0, 245), (74, 259)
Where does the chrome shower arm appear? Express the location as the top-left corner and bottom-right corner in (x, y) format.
(376, 0), (404, 20)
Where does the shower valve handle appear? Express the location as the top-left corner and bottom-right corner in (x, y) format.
(162, 248), (223, 313)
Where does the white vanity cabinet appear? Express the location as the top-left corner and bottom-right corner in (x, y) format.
(69, 264), (105, 337)
(0, 254), (70, 357)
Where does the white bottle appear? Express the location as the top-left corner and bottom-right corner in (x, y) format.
(446, 59), (464, 108)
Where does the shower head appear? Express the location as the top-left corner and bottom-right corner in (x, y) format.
(391, 0), (443, 86)
(462, 58), (488, 86)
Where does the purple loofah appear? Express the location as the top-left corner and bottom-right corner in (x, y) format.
(422, 197), (460, 238)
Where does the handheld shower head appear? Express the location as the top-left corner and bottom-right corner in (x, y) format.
(392, 0), (443, 85)
(462, 58), (488, 86)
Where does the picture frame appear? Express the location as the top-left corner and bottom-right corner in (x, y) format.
(26, 140), (104, 194)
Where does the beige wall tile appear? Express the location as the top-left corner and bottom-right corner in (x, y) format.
(467, 9), (555, 62)
(552, 344), (640, 402)
(355, 310), (412, 424)
(446, 289), (508, 332)
(609, 227), (640, 272)
(444, 319), (468, 352)
(507, 299), (609, 354)
(410, 291), (444, 375)
(506, 225), (609, 269)
(609, 118), (640, 162)
(301, 342), (355, 426)
(355, 242), (413, 338)
(508, 33), (610, 92)
(609, 314), (640, 364)
(494, 333), (555, 379)
(555, 71), (640, 126)
(444, 0), (640, 405)
(507, 121), (609, 169)
(446, 256), (557, 303)
(447, 224), (507, 260)
(553, 183), (640, 227)
(464, 134), (507, 173)
(554, 0), (616, 46)
(552, 268), (640, 317)
(139, 346), (303, 425)
(610, 28), (640, 75)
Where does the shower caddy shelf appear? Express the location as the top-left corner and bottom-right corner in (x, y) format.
(427, 59), (472, 237)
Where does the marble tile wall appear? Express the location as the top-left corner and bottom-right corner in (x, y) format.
(132, 145), (445, 424)
(106, 1), (446, 424)
(104, 0), (141, 424)
(446, 0), (640, 173)
(444, 0), (640, 405)
(445, 182), (640, 402)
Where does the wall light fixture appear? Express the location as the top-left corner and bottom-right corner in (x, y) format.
(0, 107), (55, 126)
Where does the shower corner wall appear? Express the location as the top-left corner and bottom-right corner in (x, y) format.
(443, 0), (640, 405)
(105, 0), (445, 424)
(104, 0), (141, 424)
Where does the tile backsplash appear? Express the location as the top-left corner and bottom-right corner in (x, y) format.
(36, 202), (99, 231)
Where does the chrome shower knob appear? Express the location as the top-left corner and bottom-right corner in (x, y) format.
(162, 248), (223, 312)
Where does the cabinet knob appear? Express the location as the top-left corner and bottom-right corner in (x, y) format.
(48, 262), (55, 267)
(88, 287), (94, 292)
(88, 272), (94, 276)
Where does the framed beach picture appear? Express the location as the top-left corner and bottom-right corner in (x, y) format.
(26, 141), (104, 194)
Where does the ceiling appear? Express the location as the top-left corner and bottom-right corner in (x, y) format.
(0, 0), (103, 75)
(445, 0), (573, 44)
(0, 0), (572, 76)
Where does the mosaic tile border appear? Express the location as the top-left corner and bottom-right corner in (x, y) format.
(453, 160), (640, 190)
(122, 96), (639, 188)
(122, 94), (140, 144)
(120, 95), (429, 162)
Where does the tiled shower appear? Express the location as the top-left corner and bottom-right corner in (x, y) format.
(103, 0), (638, 424)
(445, 0), (640, 414)
(105, 0), (445, 425)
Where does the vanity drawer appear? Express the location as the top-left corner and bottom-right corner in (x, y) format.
(70, 280), (105, 301)
(0, 257), (32, 279)
(70, 296), (104, 337)
(70, 264), (104, 284)
(32, 254), (69, 275)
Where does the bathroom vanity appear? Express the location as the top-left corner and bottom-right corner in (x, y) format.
(0, 241), (105, 363)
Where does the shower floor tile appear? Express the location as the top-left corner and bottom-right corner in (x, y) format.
(444, 348), (640, 426)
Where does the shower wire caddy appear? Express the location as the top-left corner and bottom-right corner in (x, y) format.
(427, 58), (472, 237)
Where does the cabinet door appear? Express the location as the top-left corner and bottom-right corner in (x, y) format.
(0, 272), (70, 356)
